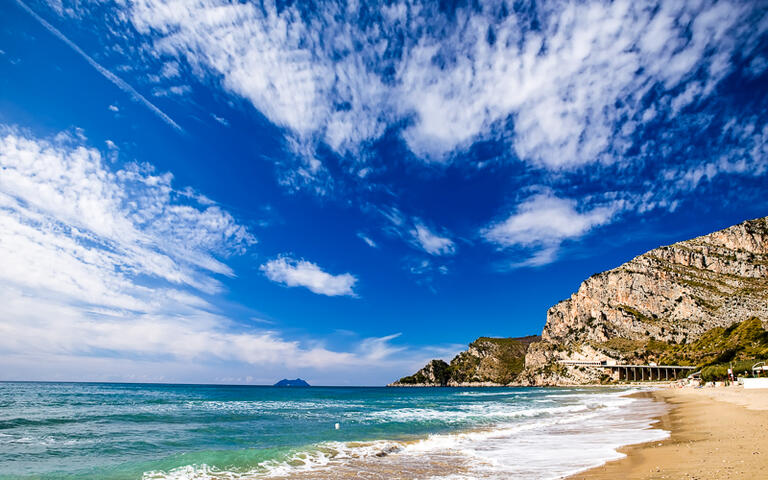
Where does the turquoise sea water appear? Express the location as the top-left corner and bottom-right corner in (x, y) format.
(0, 382), (668, 479)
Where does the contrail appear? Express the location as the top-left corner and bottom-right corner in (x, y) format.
(14, 0), (184, 134)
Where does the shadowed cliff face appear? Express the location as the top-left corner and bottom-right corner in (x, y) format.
(391, 336), (540, 386)
(523, 216), (768, 385)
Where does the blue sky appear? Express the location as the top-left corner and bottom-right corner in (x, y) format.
(0, 0), (766, 385)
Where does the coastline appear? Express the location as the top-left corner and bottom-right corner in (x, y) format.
(2, 382), (667, 479)
(568, 386), (768, 480)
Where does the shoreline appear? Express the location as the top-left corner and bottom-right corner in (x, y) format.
(263, 386), (669, 479)
(568, 386), (768, 479)
(387, 382), (675, 388)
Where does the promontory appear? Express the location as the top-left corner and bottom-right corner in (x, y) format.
(392, 216), (768, 386)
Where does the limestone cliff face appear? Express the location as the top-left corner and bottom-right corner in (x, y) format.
(522, 216), (768, 385)
(391, 336), (540, 386)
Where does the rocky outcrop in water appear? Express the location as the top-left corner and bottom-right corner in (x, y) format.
(520, 216), (768, 385)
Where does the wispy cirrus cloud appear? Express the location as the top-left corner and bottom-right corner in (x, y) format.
(0, 128), (253, 294)
(0, 126), (447, 384)
(357, 232), (378, 249)
(27, 0), (768, 268)
(377, 206), (456, 257)
(657, 119), (768, 198)
(261, 256), (357, 297)
(410, 222), (456, 256)
(0, 127), (269, 370)
(112, 0), (764, 172)
(483, 192), (618, 267)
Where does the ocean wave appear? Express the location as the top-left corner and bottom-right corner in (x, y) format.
(141, 441), (405, 480)
(183, 400), (368, 414)
(454, 390), (527, 397)
(0, 433), (89, 447)
(142, 390), (668, 480)
(353, 397), (628, 426)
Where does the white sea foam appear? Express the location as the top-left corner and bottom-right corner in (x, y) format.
(184, 400), (365, 412)
(143, 389), (668, 480)
(454, 390), (528, 397)
(417, 394), (667, 479)
(357, 402), (596, 425)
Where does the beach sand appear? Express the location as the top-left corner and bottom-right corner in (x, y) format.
(569, 386), (768, 480)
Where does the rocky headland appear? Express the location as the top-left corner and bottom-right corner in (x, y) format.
(392, 216), (768, 387)
(389, 336), (540, 387)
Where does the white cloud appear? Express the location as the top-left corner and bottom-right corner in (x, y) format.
(0, 129), (255, 293)
(357, 232), (377, 248)
(377, 207), (456, 257)
(152, 84), (192, 97)
(160, 60), (180, 78)
(407, 258), (448, 277)
(109, 0), (763, 173)
(108, 104), (119, 112)
(483, 192), (617, 266)
(667, 120), (768, 191)
(211, 113), (229, 126)
(397, 0), (758, 167)
(261, 256), (357, 297)
(0, 127), (255, 361)
(410, 222), (456, 256)
(0, 283), (446, 383)
(0, 289), (351, 368)
(0, 126), (451, 384)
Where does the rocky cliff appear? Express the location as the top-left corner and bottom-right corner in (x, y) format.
(391, 359), (451, 386)
(521, 216), (768, 385)
(391, 336), (540, 386)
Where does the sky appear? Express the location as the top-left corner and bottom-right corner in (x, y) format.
(0, 0), (766, 386)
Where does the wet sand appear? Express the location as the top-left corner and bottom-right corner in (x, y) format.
(569, 386), (768, 480)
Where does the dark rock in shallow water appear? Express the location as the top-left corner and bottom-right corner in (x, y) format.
(274, 378), (310, 387)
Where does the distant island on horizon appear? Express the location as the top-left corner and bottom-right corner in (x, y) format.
(274, 378), (310, 387)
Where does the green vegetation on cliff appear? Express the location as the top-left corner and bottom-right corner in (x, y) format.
(667, 317), (768, 365)
(447, 336), (537, 384)
(395, 359), (450, 386)
(394, 335), (540, 386)
(680, 317), (768, 381)
(591, 317), (768, 382)
(594, 317), (768, 367)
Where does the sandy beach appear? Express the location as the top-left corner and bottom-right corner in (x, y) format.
(569, 386), (768, 480)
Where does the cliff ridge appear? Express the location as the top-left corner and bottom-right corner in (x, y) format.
(521, 216), (768, 385)
(391, 336), (540, 386)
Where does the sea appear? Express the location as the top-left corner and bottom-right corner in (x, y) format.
(0, 382), (669, 480)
